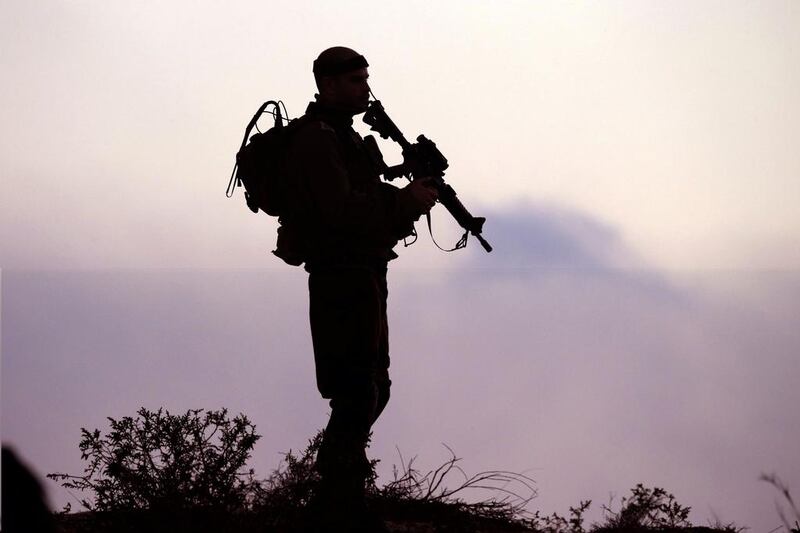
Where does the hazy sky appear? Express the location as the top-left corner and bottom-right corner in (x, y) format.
(2, 1), (799, 531)
(2, 0), (798, 271)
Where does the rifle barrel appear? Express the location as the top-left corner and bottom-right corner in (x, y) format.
(436, 180), (492, 252)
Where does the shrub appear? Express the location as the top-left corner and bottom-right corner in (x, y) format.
(247, 430), (323, 529)
(530, 500), (592, 533)
(50, 408), (746, 533)
(48, 407), (260, 513)
(598, 484), (691, 529)
(530, 485), (697, 533)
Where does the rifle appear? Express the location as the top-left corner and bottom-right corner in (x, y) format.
(362, 100), (492, 253)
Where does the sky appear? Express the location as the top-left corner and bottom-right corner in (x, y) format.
(2, 1), (799, 530)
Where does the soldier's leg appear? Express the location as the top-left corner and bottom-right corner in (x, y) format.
(319, 378), (378, 495)
(371, 268), (391, 427)
(308, 266), (387, 512)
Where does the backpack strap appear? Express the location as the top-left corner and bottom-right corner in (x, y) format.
(226, 100), (284, 198)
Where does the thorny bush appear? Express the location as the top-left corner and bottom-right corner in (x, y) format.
(599, 484), (691, 529)
(48, 407), (260, 513)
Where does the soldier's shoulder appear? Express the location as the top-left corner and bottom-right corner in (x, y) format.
(294, 116), (337, 136)
(290, 117), (340, 153)
(292, 116), (337, 146)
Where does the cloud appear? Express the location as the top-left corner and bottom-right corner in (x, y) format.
(452, 202), (642, 271)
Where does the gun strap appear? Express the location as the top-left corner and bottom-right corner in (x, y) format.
(426, 211), (468, 252)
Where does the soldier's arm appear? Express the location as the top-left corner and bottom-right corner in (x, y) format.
(292, 122), (425, 239)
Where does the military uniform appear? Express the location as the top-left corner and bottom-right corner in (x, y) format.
(280, 100), (420, 522)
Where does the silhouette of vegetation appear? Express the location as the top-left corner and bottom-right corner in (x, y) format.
(244, 431), (323, 530)
(599, 484), (691, 529)
(361, 444), (536, 532)
(526, 484), (740, 533)
(761, 473), (800, 533)
(529, 500), (592, 533)
(47, 408), (260, 513)
(49, 407), (751, 532)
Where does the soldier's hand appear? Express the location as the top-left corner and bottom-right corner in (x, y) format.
(404, 177), (439, 214)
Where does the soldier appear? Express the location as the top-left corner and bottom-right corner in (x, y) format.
(279, 46), (438, 530)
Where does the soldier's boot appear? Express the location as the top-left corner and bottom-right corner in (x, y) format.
(308, 432), (389, 532)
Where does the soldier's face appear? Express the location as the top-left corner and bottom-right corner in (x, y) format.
(326, 67), (371, 114)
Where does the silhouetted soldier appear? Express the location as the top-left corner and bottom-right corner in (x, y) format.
(279, 47), (438, 531)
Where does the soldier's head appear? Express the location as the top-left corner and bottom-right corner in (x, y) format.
(313, 46), (371, 114)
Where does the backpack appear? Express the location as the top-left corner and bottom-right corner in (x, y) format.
(226, 100), (303, 217)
